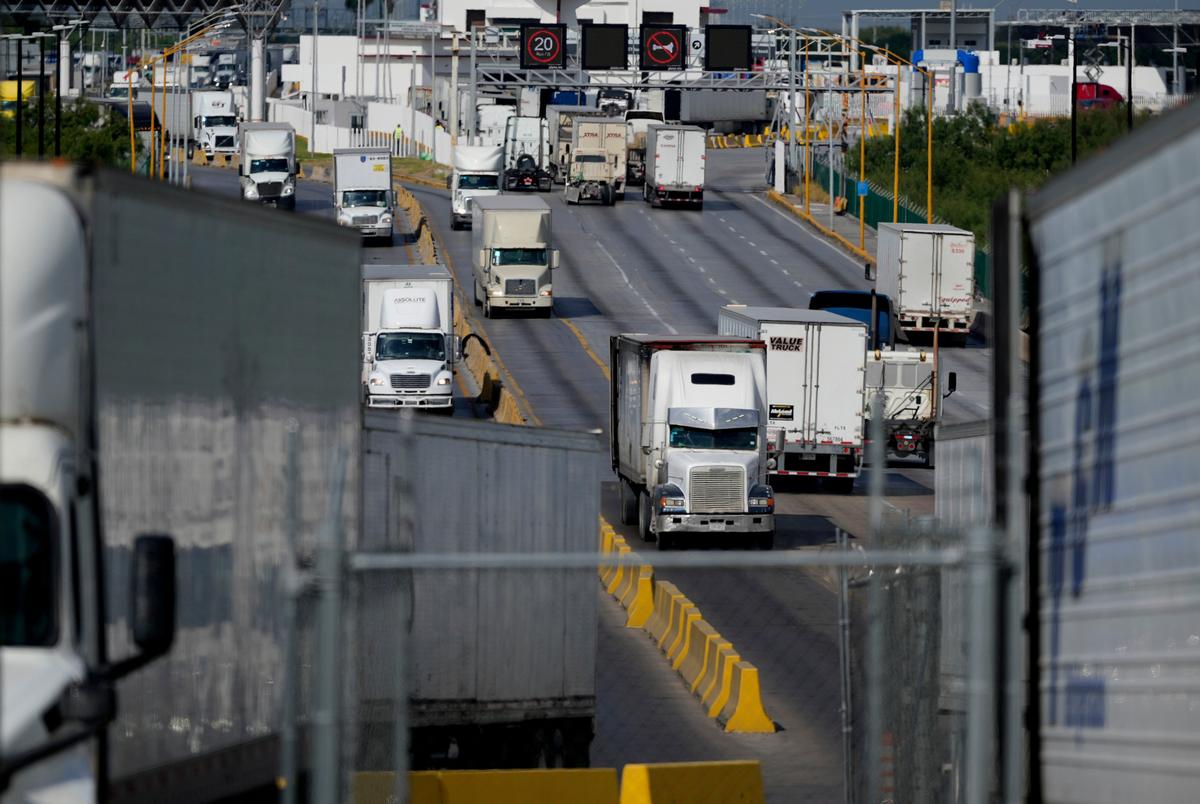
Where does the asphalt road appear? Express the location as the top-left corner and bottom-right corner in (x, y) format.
(190, 153), (988, 801)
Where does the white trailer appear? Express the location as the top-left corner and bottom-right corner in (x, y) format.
(643, 123), (706, 208)
(361, 265), (457, 410)
(191, 90), (238, 158)
(719, 306), (867, 492)
(546, 104), (603, 183)
(610, 334), (775, 549)
(238, 121), (296, 209)
(476, 103), (516, 148)
(502, 115), (552, 192)
(564, 118), (627, 205)
(1025, 93), (1200, 804)
(875, 223), (976, 340)
(333, 147), (394, 242)
(449, 144), (503, 230)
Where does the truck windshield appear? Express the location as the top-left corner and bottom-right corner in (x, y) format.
(343, 190), (389, 207)
(375, 332), (445, 361)
(458, 174), (499, 190)
(626, 111), (664, 121)
(575, 154), (606, 163)
(492, 248), (546, 266)
(668, 426), (758, 451)
(0, 485), (57, 647)
(201, 115), (236, 127)
(250, 157), (289, 174)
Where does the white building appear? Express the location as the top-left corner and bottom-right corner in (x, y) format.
(437, 0), (709, 33)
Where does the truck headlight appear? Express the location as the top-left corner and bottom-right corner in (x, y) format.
(380, 214), (393, 224)
(282, 183), (295, 196)
(369, 375), (386, 387)
(436, 375), (452, 386)
(337, 214), (352, 226)
(748, 484), (775, 514)
(656, 484), (687, 514)
(244, 184), (259, 200)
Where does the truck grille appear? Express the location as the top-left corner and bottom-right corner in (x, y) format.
(390, 374), (431, 390)
(257, 181), (283, 197)
(352, 214), (379, 225)
(688, 466), (746, 514)
(215, 135), (234, 148)
(505, 278), (536, 296)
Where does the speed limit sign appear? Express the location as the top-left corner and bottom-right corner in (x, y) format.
(520, 23), (566, 70)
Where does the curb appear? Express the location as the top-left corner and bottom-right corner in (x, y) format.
(765, 188), (876, 266)
(597, 519), (776, 734)
(396, 172), (449, 191)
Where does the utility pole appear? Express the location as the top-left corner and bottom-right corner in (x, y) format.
(469, 33), (477, 143)
(311, 0), (318, 153)
(1070, 26), (1077, 164)
(1173, 0), (1180, 95)
(16, 36), (24, 157)
(788, 30), (798, 192)
(38, 34), (46, 158)
(947, 0), (957, 113)
(449, 34), (459, 144)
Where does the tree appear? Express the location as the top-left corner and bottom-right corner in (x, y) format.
(0, 96), (132, 166)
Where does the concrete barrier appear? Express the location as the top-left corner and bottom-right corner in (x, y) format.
(605, 543), (631, 596)
(765, 188), (876, 266)
(664, 603), (699, 664)
(614, 551), (642, 603)
(645, 581), (679, 644)
(618, 761), (764, 804)
(717, 661), (775, 733)
(676, 620), (719, 685)
(693, 635), (732, 695)
(438, 769), (618, 803)
(352, 771), (442, 804)
(657, 593), (690, 651)
(704, 646), (741, 717)
(623, 567), (655, 628)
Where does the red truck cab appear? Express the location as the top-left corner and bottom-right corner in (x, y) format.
(1075, 82), (1124, 109)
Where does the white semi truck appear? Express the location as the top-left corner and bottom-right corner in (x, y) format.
(0, 162), (360, 801)
(875, 222), (976, 342)
(449, 144), (503, 230)
(610, 334), (775, 550)
(238, 121), (296, 209)
(476, 103), (516, 148)
(191, 90), (238, 159)
(643, 123), (706, 209)
(502, 115), (552, 192)
(333, 147), (394, 242)
(546, 104), (602, 183)
(719, 306), (868, 493)
(471, 196), (557, 318)
(624, 108), (665, 186)
(362, 264), (458, 411)
(564, 118), (627, 205)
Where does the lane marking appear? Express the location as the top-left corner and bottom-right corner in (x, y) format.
(748, 241), (757, 247)
(750, 193), (862, 269)
(770, 259), (780, 265)
(559, 317), (611, 381)
(687, 256), (697, 263)
(759, 250), (768, 256)
(589, 230), (678, 334)
(793, 280), (804, 287)
(697, 266), (706, 273)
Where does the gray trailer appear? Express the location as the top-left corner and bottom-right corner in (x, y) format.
(359, 414), (601, 767)
(677, 89), (768, 124)
(0, 162), (362, 801)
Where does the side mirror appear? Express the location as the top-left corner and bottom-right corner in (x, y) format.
(477, 248), (488, 267)
(551, 249), (560, 270)
(944, 371), (958, 398)
(130, 534), (176, 658)
(363, 334), (373, 362)
(452, 335), (462, 363)
(445, 175), (453, 190)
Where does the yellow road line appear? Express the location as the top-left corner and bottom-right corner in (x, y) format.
(558, 317), (610, 381)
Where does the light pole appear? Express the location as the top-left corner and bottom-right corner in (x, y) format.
(52, 20), (88, 158)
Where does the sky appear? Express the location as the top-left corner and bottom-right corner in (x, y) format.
(719, 1), (1194, 28)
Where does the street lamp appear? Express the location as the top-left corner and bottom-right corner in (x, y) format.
(52, 20), (89, 157)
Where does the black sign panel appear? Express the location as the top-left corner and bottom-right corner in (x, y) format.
(705, 24), (753, 72)
(640, 25), (687, 71)
(769, 404), (794, 421)
(520, 23), (566, 70)
(581, 24), (628, 71)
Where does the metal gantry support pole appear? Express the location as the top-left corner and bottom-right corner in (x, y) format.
(804, 40), (812, 212)
(788, 30), (798, 191)
(312, 0), (319, 155)
(837, 527), (855, 804)
(469, 34), (478, 143)
(964, 524), (998, 804)
(15, 36), (24, 157)
(827, 82), (834, 230)
(450, 34), (459, 144)
(38, 35), (47, 158)
(892, 66), (900, 223)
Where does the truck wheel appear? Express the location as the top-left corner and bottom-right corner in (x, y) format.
(473, 281), (481, 307)
(619, 480), (639, 525)
(637, 490), (656, 543)
(186, 141), (195, 160)
(483, 297), (493, 319)
(923, 438), (936, 469)
(449, 218), (460, 231)
(827, 477), (856, 495)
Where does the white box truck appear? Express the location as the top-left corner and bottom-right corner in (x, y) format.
(361, 264), (458, 410)
(643, 123), (706, 208)
(719, 306), (868, 493)
(238, 121), (296, 209)
(610, 334), (775, 550)
(502, 115), (552, 192)
(476, 102), (516, 148)
(564, 118), (628, 205)
(471, 196), (558, 318)
(0, 161), (360, 802)
(191, 89), (238, 159)
(624, 108), (665, 185)
(875, 222), (976, 341)
(449, 144), (503, 230)
(333, 147), (395, 242)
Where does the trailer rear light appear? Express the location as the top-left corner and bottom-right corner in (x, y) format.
(657, 185), (665, 192)
(694, 186), (701, 192)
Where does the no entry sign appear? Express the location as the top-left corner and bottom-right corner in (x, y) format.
(520, 23), (566, 70)
(640, 25), (686, 70)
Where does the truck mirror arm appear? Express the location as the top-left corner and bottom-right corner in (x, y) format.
(0, 721), (104, 794)
(461, 332), (490, 359)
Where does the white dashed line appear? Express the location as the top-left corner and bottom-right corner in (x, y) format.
(708, 277), (716, 283)
(718, 217), (727, 222)
(687, 256), (697, 263)
(748, 241), (757, 247)
(718, 289), (728, 296)
(589, 237), (678, 334)
(770, 259), (780, 265)
(759, 250), (768, 256)
(697, 266), (706, 273)
(793, 280), (804, 287)
(750, 194), (862, 269)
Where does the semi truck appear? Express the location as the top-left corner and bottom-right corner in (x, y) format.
(471, 196), (557, 319)
(190, 90), (238, 159)
(563, 118), (627, 205)
(449, 144), (503, 230)
(718, 306), (868, 493)
(333, 147), (395, 242)
(0, 161), (361, 801)
(875, 222), (976, 341)
(502, 115), (552, 192)
(239, 121), (296, 209)
(624, 108), (665, 186)
(643, 123), (706, 209)
(476, 103), (515, 148)
(361, 264), (458, 411)
(546, 104), (602, 183)
(610, 335), (775, 550)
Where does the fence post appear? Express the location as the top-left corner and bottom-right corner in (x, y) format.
(964, 525), (998, 803)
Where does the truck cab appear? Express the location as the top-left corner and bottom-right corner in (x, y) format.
(333, 148), (394, 242)
(362, 265), (458, 410)
(449, 145), (503, 230)
(192, 91), (238, 159)
(611, 336), (775, 550)
(239, 122), (296, 210)
(471, 196), (558, 318)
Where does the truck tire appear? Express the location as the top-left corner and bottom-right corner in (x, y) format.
(483, 297), (493, 319)
(923, 437), (935, 469)
(473, 280), (481, 307)
(619, 480), (639, 525)
(828, 477), (856, 495)
(637, 490), (656, 543)
(449, 218), (460, 231)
